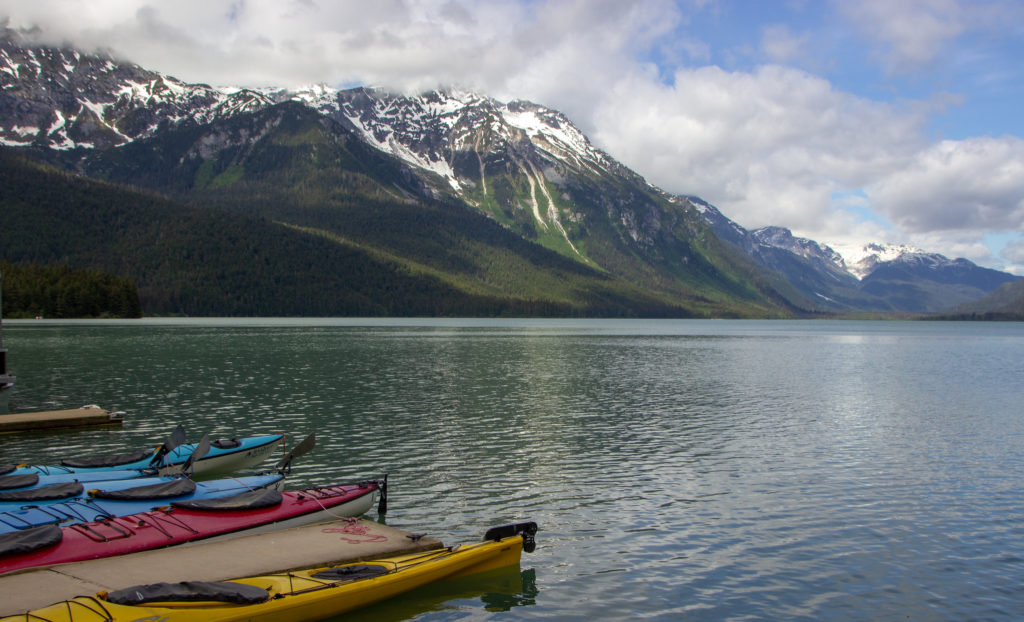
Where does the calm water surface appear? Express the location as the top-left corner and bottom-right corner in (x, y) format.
(2, 318), (1023, 620)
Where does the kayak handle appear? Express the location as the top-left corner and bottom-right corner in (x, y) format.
(483, 521), (538, 552)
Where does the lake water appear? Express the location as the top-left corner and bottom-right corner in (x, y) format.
(2, 318), (1023, 620)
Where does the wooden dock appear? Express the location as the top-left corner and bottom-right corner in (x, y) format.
(0, 518), (444, 615)
(0, 407), (124, 433)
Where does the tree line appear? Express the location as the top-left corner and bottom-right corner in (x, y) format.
(1, 260), (142, 318)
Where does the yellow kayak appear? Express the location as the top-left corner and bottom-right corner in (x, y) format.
(0, 522), (538, 622)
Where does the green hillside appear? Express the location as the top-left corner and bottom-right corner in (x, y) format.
(937, 279), (1024, 320)
(41, 102), (802, 318)
(0, 150), (726, 317)
(0, 260), (141, 318)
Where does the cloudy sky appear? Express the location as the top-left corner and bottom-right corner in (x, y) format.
(4, 0), (1024, 273)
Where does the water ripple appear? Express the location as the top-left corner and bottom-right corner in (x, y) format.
(3, 320), (1024, 620)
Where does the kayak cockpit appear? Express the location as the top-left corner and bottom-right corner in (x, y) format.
(106, 580), (270, 606)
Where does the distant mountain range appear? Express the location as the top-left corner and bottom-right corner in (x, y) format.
(1, 28), (1018, 317)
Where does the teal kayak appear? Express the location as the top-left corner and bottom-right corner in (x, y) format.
(2, 432), (283, 479)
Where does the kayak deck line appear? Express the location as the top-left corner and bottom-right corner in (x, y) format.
(0, 518), (443, 616)
(0, 407), (124, 434)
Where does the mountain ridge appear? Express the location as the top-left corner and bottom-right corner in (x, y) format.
(1, 28), (1017, 315)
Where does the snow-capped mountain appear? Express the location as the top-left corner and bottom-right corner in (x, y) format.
(752, 227), (847, 273)
(1, 28), (1017, 314)
(0, 27), (639, 263)
(260, 85), (644, 258)
(0, 31), (270, 150)
(831, 242), (935, 280)
(685, 194), (1019, 311)
(265, 86), (621, 192)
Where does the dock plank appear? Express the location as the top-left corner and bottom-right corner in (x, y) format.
(0, 407), (123, 433)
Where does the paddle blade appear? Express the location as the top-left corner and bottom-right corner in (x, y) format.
(149, 424), (188, 466)
(181, 434), (211, 477)
(167, 424), (187, 450)
(276, 432), (316, 473)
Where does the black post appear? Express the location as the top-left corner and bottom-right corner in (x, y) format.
(0, 267), (10, 390)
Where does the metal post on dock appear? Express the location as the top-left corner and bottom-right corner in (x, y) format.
(0, 266), (12, 393)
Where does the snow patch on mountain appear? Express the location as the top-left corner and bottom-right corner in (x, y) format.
(829, 242), (927, 280)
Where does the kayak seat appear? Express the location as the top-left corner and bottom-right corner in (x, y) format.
(61, 448), (154, 469)
(106, 581), (270, 606)
(0, 482), (84, 503)
(0, 474), (40, 490)
(0, 524), (62, 558)
(91, 478), (196, 501)
(311, 564), (391, 581)
(171, 488), (282, 511)
(211, 438), (242, 449)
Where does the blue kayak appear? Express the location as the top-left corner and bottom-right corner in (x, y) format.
(0, 473), (283, 508)
(0, 470), (154, 492)
(2, 433), (284, 479)
(0, 473), (284, 534)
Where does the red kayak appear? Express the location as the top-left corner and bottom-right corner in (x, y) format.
(0, 480), (385, 575)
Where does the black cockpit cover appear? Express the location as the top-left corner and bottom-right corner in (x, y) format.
(91, 478), (196, 500)
(0, 473), (40, 490)
(171, 488), (282, 511)
(0, 481), (84, 502)
(106, 581), (270, 605)
(0, 524), (62, 558)
(61, 448), (153, 468)
(312, 564), (390, 581)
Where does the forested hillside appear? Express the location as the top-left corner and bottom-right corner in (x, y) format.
(0, 261), (141, 318)
(938, 279), (1024, 320)
(34, 103), (799, 318)
(1, 31), (1018, 317)
(0, 150), (716, 317)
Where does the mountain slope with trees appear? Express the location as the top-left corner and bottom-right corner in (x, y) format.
(4, 30), (1012, 317)
(24, 101), (804, 317)
(0, 260), (141, 318)
(1, 150), (747, 317)
(938, 279), (1024, 320)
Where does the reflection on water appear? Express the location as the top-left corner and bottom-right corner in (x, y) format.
(337, 566), (538, 621)
(2, 319), (1024, 620)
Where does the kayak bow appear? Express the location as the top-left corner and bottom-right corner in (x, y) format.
(0, 522), (538, 622)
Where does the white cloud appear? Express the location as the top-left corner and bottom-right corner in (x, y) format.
(588, 64), (926, 232)
(836, 0), (966, 73)
(835, 0), (1023, 75)
(867, 137), (1024, 232)
(760, 24), (808, 64)
(1001, 239), (1024, 275)
(2, 0), (682, 95)
(1004, 239), (1024, 262)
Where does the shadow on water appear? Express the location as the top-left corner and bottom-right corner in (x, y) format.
(330, 566), (538, 621)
